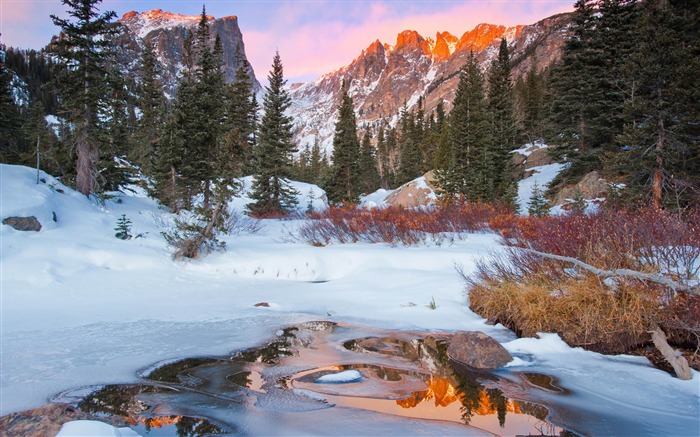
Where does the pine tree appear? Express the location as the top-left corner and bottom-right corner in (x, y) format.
(516, 63), (547, 140)
(151, 110), (186, 210)
(527, 182), (551, 217)
(248, 51), (299, 216)
(0, 51), (24, 161)
(548, 0), (599, 149)
(618, 0), (700, 209)
(114, 214), (132, 240)
(228, 65), (257, 173)
(487, 38), (518, 204)
(397, 106), (422, 184)
(132, 41), (166, 174)
(325, 84), (361, 204)
(50, 0), (118, 196)
(358, 130), (380, 194)
(437, 52), (491, 201)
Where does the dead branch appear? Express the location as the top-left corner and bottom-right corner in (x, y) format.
(520, 248), (699, 296)
(651, 327), (693, 380)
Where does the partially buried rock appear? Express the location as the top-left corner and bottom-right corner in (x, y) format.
(254, 302), (270, 307)
(447, 331), (512, 369)
(2, 216), (42, 232)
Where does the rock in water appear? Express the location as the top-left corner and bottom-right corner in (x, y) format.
(447, 331), (512, 369)
(2, 216), (42, 231)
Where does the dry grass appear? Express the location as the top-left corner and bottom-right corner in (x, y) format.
(467, 206), (700, 361)
(469, 274), (660, 354)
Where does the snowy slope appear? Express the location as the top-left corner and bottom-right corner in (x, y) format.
(1, 164), (698, 436)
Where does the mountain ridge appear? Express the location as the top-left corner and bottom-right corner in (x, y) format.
(117, 9), (260, 95)
(287, 13), (572, 153)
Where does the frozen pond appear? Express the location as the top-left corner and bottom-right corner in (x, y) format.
(52, 322), (583, 436)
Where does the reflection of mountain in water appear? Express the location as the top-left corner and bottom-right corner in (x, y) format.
(347, 335), (552, 429)
(47, 322), (573, 436)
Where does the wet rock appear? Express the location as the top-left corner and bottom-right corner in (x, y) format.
(254, 302), (270, 307)
(447, 331), (512, 369)
(0, 403), (90, 437)
(2, 216), (42, 232)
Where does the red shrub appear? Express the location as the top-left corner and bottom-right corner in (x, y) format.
(295, 202), (514, 246)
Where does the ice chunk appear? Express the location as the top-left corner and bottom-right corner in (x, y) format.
(56, 420), (141, 436)
(315, 370), (363, 383)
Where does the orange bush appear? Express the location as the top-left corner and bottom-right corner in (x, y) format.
(296, 202), (515, 246)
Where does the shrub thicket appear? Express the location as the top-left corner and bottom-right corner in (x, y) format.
(296, 202), (513, 246)
(469, 207), (700, 366)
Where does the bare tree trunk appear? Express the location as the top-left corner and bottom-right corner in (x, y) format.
(76, 62), (98, 197)
(36, 136), (40, 185)
(170, 164), (178, 212)
(651, 327), (692, 380)
(652, 117), (665, 210)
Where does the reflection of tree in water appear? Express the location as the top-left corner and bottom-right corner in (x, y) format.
(456, 376), (482, 425)
(235, 327), (298, 364)
(227, 370), (253, 388)
(175, 416), (224, 436)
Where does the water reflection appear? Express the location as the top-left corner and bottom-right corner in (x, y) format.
(54, 322), (578, 436)
(77, 385), (226, 436)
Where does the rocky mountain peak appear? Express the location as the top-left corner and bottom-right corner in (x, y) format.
(455, 23), (507, 52)
(117, 10), (259, 95)
(432, 31), (458, 60)
(364, 39), (386, 57)
(288, 13), (572, 154)
(393, 30), (432, 57)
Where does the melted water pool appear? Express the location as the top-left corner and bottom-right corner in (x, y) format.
(52, 322), (580, 436)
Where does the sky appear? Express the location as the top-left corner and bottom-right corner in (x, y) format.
(0, 0), (574, 84)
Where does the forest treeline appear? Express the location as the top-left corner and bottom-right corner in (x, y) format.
(1, 0), (698, 214)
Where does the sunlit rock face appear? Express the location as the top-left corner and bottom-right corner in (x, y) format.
(116, 9), (260, 96)
(288, 13), (572, 154)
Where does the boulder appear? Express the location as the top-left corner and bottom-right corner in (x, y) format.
(2, 216), (42, 232)
(385, 171), (438, 208)
(447, 331), (513, 369)
(553, 171), (610, 206)
(523, 146), (554, 169)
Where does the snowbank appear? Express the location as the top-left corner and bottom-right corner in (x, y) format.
(1, 163), (698, 436)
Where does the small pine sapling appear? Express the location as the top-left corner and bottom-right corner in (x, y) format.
(306, 188), (316, 215)
(569, 188), (587, 214)
(527, 182), (551, 217)
(114, 214), (133, 240)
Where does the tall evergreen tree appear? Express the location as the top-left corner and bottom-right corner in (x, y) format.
(248, 51), (299, 215)
(132, 41), (166, 173)
(548, 0), (600, 150)
(436, 52), (491, 201)
(397, 106), (422, 184)
(487, 38), (518, 204)
(325, 84), (361, 204)
(225, 65), (258, 175)
(359, 130), (380, 194)
(618, 0), (700, 209)
(515, 62), (547, 141)
(0, 50), (23, 161)
(50, 0), (118, 196)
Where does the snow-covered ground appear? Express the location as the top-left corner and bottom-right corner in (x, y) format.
(1, 164), (699, 436)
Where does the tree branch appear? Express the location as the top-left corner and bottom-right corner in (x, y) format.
(519, 248), (699, 296)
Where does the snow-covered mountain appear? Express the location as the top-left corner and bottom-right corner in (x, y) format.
(116, 9), (260, 95)
(288, 13), (572, 153)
